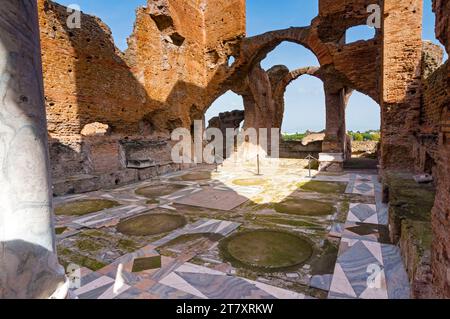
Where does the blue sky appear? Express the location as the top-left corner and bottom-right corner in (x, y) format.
(56, 0), (445, 133)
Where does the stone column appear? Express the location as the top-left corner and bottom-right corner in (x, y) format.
(320, 84), (348, 172)
(0, 0), (66, 299)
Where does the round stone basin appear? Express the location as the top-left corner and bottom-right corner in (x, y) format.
(222, 230), (313, 270)
(135, 184), (185, 199)
(273, 198), (335, 216)
(55, 199), (119, 216)
(232, 178), (267, 187)
(179, 171), (212, 181)
(116, 213), (186, 236)
(299, 181), (347, 194)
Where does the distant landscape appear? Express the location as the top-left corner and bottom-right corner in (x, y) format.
(282, 130), (381, 142)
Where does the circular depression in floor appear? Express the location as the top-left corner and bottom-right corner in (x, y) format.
(135, 184), (186, 198)
(220, 230), (313, 271)
(273, 198), (335, 216)
(55, 199), (119, 216)
(116, 213), (187, 236)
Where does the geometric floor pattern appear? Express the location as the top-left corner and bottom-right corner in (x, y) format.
(345, 174), (376, 197)
(56, 167), (411, 300)
(151, 219), (241, 248)
(347, 203), (379, 224)
(328, 174), (411, 299)
(73, 258), (309, 299)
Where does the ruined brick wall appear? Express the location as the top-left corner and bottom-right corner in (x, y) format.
(37, 0), (245, 192)
(412, 42), (447, 175)
(38, 0), (148, 136)
(381, 0), (423, 170)
(204, 0), (246, 49)
(431, 0), (450, 299)
(126, 0), (246, 133)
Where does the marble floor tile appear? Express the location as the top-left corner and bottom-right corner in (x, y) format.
(174, 187), (249, 211)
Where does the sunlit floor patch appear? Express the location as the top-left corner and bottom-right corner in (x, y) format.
(220, 230), (313, 271)
(232, 178), (268, 187)
(116, 213), (187, 236)
(55, 199), (119, 216)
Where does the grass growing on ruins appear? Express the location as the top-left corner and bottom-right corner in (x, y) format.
(58, 248), (107, 271)
(220, 230), (313, 271)
(55, 199), (119, 216)
(298, 181), (347, 194)
(116, 213), (187, 236)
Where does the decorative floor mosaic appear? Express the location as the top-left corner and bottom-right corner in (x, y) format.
(326, 177), (410, 299)
(54, 160), (411, 299)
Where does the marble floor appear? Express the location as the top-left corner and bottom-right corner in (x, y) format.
(55, 159), (410, 299)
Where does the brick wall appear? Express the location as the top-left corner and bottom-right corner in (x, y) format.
(431, 0), (450, 299)
(381, 0), (423, 170)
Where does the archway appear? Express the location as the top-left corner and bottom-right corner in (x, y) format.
(204, 90), (245, 159)
(344, 91), (381, 170)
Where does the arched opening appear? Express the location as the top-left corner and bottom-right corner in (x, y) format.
(205, 90), (245, 128)
(345, 91), (381, 170)
(204, 91), (245, 159)
(283, 75), (325, 134)
(345, 25), (376, 44)
(280, 75), (326, 160)
(261, 42), (320, 71)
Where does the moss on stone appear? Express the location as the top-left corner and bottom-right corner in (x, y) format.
(273, 198), (335, 216)
(384, 171), (435, 244)
(55, 227), (67, 235)
(117, 213), (186, 236)
(55, 199), (119, 216)
(132, 256), (162, 272)
(58, 248), (106, 271)
(220, 230), (313, 271)
(401, 220), (433, 257)
(76, 239), (102, 252)
(298, 181), (347, 194)
(385, 171), (436, 223)
(117, 238), (140, 252)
